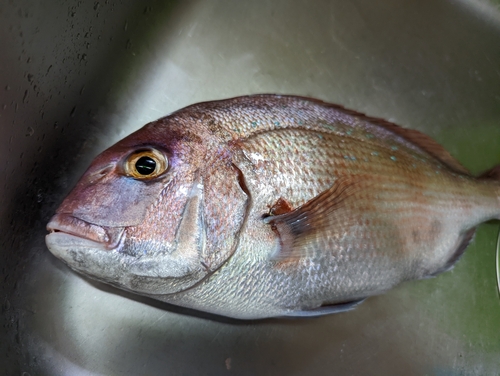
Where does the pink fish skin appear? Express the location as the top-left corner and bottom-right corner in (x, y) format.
(46, 95), (500, 319)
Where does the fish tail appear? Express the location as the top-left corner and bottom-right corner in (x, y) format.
(479, 164), (500, 219)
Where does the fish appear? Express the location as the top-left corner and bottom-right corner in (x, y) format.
(45, 95), (500, 319)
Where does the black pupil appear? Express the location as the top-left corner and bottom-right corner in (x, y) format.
(135, 156), (156, 175)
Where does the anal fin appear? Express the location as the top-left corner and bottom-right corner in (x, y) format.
(283, 298), (366, 317)
(430, 227), (476, 277)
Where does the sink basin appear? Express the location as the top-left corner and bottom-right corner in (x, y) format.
(1, 0), (500, 374)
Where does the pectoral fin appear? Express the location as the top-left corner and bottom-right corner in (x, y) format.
(264, 176), (365, 259)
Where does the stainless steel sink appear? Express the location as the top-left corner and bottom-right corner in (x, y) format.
(1, 1), (500, 374)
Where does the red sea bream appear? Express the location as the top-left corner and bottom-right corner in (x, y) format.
(45, 95), (500, 319)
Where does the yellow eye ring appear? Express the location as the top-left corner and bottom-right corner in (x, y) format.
(124, 149), (168, 179)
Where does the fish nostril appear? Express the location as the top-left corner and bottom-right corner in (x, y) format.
(90, 165), (114, 181)
(98, 166), (113, 175)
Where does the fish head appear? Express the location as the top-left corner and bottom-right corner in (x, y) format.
(46, 113), (249, 296)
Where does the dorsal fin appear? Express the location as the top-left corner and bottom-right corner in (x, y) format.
(264, 95), (471, 175)
(366, 118), (470, 175)
(184, 94), (470, 175)
(280, 95), (471, 175)
(291, 95), (470, 175)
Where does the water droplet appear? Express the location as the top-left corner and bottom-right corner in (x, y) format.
(5, 85), (10, 91)
(70, 106), (76, 117)
(391, 145), (398, 151)
(25, 127), (34, 137)
(93, 1), (100, 11)
(390, 156), (397, 161)
(80, 53), (87, 61)
(36, 189), (43, 203)
(22, 90), (28, 103)
(124, 21), (128, 31)
(27, 73), (33, 82)
(125, 39), (132, 49)
(371, 151), (379, 156)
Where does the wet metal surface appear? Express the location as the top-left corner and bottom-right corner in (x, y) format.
(497, 229), (500, 298)
(1, 0), (500, 375)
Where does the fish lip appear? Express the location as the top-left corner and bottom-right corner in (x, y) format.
(46, 213), (123, 250)
(46, 231), (109, 251)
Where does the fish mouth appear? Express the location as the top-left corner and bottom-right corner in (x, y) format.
(46, 213), (124, 250)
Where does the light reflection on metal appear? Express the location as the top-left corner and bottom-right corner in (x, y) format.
(496, 228), (500, 297)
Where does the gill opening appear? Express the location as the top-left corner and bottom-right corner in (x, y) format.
(233, 162), (251, 197)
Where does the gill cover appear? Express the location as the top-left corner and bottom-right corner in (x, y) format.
(128, 161), (249, 295)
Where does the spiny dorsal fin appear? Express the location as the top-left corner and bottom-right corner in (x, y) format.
(288, 95), (470, 175)
(279, 95), (471, 175)
(189, 94), (470, 175)
(366, 118), (470, 175)
(253, 95), (471, 175)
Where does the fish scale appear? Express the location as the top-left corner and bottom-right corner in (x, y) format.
(46, 95), (500, 319)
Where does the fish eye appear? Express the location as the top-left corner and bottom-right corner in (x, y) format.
(124, 149), (168, 179)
